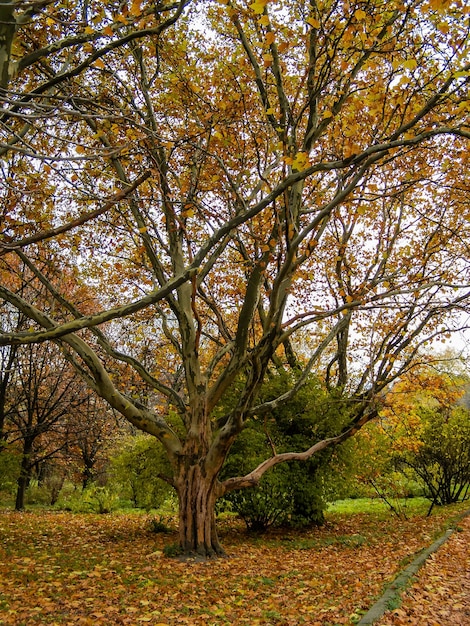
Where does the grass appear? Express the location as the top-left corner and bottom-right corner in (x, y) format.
(326, 496), (430, 516)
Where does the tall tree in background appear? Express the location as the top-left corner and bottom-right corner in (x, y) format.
(68, 393), (122, 489)
(0, 0), (469, 555)
(6, 341), (86, 510)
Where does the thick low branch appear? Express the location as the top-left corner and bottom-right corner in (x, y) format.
(0, 266), (198, 345)
(221, 411), (374, 495)
(0, 291), (183, 454)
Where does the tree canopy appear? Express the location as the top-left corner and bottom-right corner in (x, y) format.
(1, 0), (469, 555)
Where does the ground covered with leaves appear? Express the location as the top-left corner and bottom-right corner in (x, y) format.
(0, 503), (467, 625)
(378, 513), (470, 626)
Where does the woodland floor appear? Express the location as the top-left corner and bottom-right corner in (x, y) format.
(0, 502), (468, 626)
(377, 513), (470, 626)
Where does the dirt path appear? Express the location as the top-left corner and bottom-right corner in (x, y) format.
(366, 514), (470, 625)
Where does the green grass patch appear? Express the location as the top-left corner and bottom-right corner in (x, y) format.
(327, 496), (430, 516)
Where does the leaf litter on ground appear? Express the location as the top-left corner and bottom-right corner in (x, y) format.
(377, 513), (470, 626)
(0, 502), (468, 625)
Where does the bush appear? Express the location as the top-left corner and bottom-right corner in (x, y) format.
(55, 484), (120, 513)
(83, 485), (120, 514)
(148, 516), (172, 533)
(0, 443), (20, 495)
(397, 405), (470, 508)
(219, 374), (353, 531)
(108, 434), (174, 511)
(24, 481), (51, 506)
(223, 466), (294, 532)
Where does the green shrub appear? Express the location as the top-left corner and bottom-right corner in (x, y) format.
(219, 374), (353, 530)
(397, 405), (470, 508)
(24, 481), (51, 506)
(55, 484), (119, 513)
(83, 485), (119, 514)
(0, 443), (20, 494)
(224, 467), (294, 531)
(108, 434), (174, 511)
(148, 516), (172, 533)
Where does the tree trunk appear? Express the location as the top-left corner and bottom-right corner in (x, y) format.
(82, 462), (95, 490)
(15, 434), (36, 510)
(15, 444), (32, 511)
(177, 464), (224, 558)
(15, 471), (28, 511)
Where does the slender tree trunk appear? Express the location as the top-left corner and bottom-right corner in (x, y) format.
(15, 474), (28, 511)
(15, 438), (33, 511)
(82, 461), (95, 490)
(176, 463), (224, 557)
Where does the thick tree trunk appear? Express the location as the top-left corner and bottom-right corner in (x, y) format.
(177, 464), (224, 558)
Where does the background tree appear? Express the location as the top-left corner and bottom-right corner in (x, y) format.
(67, 392), (122, 490)
(380, 362), (470, 513)
(6, 341), (87, 510)
(109, 433), (174, 511)
(0, 0), (469, 555)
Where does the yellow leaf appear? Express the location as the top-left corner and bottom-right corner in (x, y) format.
(129, 0), (142, 16)
(263, 53), (273, 66)
(354, 9), (367, 20)
(323, 110), (334, 119)
(84, 26), (94, 35)
(103, 25), (114, 37)
(438, 21), (449, 34)
(75, 145), (86, 154)
(94, 58), (106, 69)
(266, 107), (275, 115)
(250, 0), (268, 15)
(403, 58), (418, 70)
(428, 0), (451, 12)
(292, 151), (309, 170)
(258, 15), (270, 26)
(306, 17), (320, 28)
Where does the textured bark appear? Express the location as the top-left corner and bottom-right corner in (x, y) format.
(0, 1), (15, 90)
(177, 464), (224, 558)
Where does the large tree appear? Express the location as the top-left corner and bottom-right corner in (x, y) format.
(0, 0), (469, 555)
